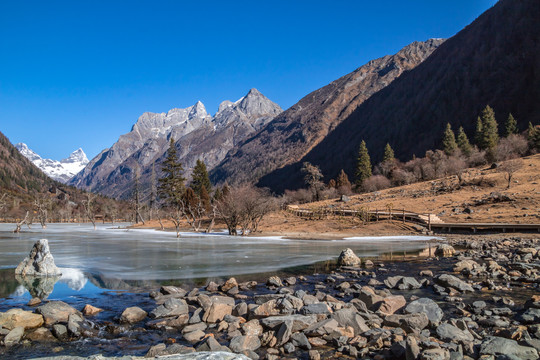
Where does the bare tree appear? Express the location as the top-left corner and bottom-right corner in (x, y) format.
(216, 184), (276, 236)
(82, 193), (97, 230)
(301, 162), (325, 201)
(33, 194), (51, 229)
(13, 211), (30, 233)
(132, 166), (146, 225)
(499, 159), (523, 189)
(180, 188), (207, 232)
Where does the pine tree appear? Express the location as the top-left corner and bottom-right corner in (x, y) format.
(456, 126), (472, 157)
(336, 169), (351, 189)
(528, 122), (540, 152)
(191, 159), (212, 197)
(382, 143), (395, 163)
(475, 117), (484, 148)
(355, 140), (372, 186)
(480, 105), (499, 150)
(158, 138), (185, 207)
(505, 113), (518, 137)
(442, 123), (458, 156)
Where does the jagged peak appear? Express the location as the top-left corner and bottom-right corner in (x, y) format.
(246, 88), (262, 96)
(189, 100), (208, 118)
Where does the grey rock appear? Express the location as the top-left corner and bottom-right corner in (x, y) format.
(266, 276), (283, 287)
(52, 324), (68, 340)
(435, 244), (456, 257)
(183, 329), (205, 343)
(521, 308), (540, 324)
(37, 301), (81, 326)
(15, 239), (62, 277)
(405, 298), (444, 327)
(384, 313), (429, 332)
(420, 348), (451, 360)
(300, 303), (331, 315)
(291, 332), (311, 350)
(406, 335), (421, 360)
(434, 274), (474, 292)
(480, 336), (539, 360)
(150, 298), (189, 319)
(330, 308), (369, 335)
(228, 335), (261, 353)
(3, 326), (24, 347)
(276, 320), (293, 346)
(260, 315), (317, 332)
(196, 337), (227, 352)
(436, 323), (474, 342)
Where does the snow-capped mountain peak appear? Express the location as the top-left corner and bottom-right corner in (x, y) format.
(15, 143), (89, 183)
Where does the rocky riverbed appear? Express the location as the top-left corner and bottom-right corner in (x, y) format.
(1, 235), (539, 360)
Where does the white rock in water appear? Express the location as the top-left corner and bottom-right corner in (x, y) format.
(338, 248), (361, 266)
(15, 239), (62, 277)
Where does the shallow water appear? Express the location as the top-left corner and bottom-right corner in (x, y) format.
(0, 223), (436, 303)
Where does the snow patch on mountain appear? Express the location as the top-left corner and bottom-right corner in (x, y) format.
(15, 143), (89, 183)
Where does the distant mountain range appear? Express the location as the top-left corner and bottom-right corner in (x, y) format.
(69, 88), (282, 198)
(15, 143), (89, 183)
(19, 0), (537, 197)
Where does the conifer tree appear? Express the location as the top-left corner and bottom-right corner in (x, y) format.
(442, 123), (458, 156)
(158, 138), (185, 207)
(382, 143), (395, 163)
(528, 122), (540, 152)
(355, 140), (372, 186)
(475, 117), (484, 148)
(480, 105), (499, 151)
(505, 113), (518, 137)
(191, 159), (212, 197)
(336, 169), (351, 189)
(456, 126), (472, 157)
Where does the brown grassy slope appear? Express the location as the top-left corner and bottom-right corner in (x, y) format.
(300, 155), (540, 224)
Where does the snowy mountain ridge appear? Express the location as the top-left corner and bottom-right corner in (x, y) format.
(15, 143), (89, 183)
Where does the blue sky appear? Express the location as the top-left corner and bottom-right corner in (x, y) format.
(0, 0), (497, 160)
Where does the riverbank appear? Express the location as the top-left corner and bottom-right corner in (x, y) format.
(1, 234), (539, 359)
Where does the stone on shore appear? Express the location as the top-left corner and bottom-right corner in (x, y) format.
(434, 274), (474, 292)
(3, 326), (24, 347)
(229, 335), (261, 353)
(82, 304), (103, 316)
(37, 301), (81, 326)
(434, 244), (456, 257)
(0, 308), (44, 330)
(405, 298), (444, 327)
(338, 248), (361, 266)
(150, 298), (189, 319)
(15, 239), (62, 277)
(480, 336), (539, 360)
(120, 306), (148, 324)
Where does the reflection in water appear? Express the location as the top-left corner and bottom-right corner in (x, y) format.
(13, 268), (87, 299)
(15, 274), (60, 299)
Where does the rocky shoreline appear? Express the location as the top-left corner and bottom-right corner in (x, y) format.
(1, 235), (539, 360)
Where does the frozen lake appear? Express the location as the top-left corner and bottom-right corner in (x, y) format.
(0, 223), (437, 302)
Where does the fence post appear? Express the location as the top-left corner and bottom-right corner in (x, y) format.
(428, 214), (431, 231)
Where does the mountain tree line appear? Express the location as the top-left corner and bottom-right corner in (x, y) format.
(294, 105), (538, 202)
(156, 138), (275, 237)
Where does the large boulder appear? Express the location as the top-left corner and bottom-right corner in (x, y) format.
(384, 313), (429, 332)
(337, 248), (361, 266)
(434, 244), (456, 257)
(120, 306), (148, 324)
(15, 239), (62, 277)
(480, 336), (539, 360)
(0, 308), (44, 330)
(330, 308), (369, 335)
(37, 301), (81, 326)
(405, 298), (444, 327)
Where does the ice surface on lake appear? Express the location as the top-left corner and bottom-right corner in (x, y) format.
(0, 223), (435, 283)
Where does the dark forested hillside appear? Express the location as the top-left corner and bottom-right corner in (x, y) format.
(0, 131), (55, 192)
(258, 0), (540, 192)
(211, 39), (444, 186)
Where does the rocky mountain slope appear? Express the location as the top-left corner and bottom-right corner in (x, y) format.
(257, 0), (540, 192)
(70, 88), (282, 198)
(0, 132), (54, 194)
(15, 143), (89, 183)
(211, 39), (444, 186)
